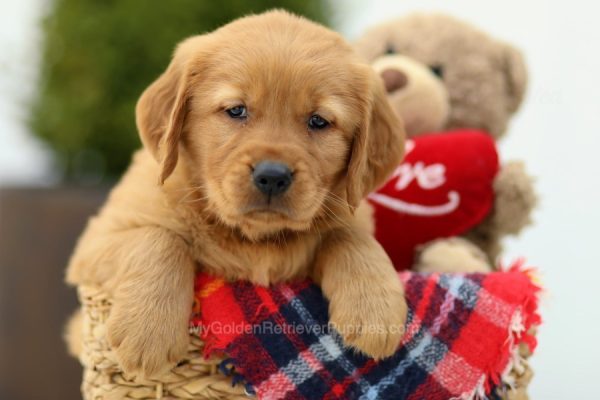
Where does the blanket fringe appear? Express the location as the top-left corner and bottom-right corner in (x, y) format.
(489, 260), (542, 398)
(451, 260), (542, 400)
(217, 358), (256, 396)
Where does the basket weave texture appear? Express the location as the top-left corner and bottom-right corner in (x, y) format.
(78, 285), (249, 400)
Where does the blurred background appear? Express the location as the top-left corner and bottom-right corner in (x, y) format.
(1, 0), (598, 399)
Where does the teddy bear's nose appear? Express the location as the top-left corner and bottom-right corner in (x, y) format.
(380, 68), (408, 93)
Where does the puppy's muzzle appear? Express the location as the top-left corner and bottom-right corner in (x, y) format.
(252, 161), (293, 196)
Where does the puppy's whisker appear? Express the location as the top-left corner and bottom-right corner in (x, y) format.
(177, 184), (210, 205)
(316, 189), (351, 218)
(181, 195), (211, 204)
(320, 200), (352, 231)
(324, 205), (352, 230)
(323, 193), (352, 212)
(326, 191), (350, 208)
(175, 184), (207, 195)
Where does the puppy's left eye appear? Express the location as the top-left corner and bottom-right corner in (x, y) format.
(226, 105), (247, 119)
(308, 114), (330, 130)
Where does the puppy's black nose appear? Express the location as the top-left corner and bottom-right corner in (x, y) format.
(252, 161), (293, 196)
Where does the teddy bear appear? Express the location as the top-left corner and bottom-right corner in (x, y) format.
(354, 13), (537, 274)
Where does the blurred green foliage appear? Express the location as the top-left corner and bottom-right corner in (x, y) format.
(30, 0), (330, 182)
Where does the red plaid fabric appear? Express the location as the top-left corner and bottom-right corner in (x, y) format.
(191, 262), (541, 400)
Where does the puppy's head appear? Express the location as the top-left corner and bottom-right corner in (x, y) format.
(136, 11), (404, 240)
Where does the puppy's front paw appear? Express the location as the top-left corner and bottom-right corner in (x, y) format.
(107, 300), (190, 379)
(329, 285), (407, 360)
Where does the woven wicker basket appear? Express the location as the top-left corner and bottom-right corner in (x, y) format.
(76, 284), (533, 400)
(77, 285), (249, 400)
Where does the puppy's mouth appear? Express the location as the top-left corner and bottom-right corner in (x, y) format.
(222, 201), (311, 241)
(241, 203), (292, 219)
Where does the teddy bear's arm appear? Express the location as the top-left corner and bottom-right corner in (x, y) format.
(491, 160), (537, 236)
(462, 160), (537, 264)
(414, 237), (492, 273)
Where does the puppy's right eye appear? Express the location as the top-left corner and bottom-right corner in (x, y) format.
(226, 105), (247, 119)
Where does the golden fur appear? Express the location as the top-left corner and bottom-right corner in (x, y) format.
(66, 10), (407, 378)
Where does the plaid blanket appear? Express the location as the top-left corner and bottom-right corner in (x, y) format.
(191, 262), (541, 400)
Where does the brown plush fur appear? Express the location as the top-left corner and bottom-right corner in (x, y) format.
(66, 10), (407, 378)
(355, 13), (527, 139)
(371, 54), (450, 136)
(355, 13), (537, 271)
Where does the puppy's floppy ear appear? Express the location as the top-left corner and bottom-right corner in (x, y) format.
(502, 43), (528, 113)
(136, 37), (203, 183)
(346, 68), (405, 209)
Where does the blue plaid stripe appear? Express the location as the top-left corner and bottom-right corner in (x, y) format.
(437, 274), (483, 310)
(281, 285), (376, 396)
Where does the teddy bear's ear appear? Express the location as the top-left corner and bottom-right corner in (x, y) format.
(353, 26), (389, 62)
(502, 44), (528, 113)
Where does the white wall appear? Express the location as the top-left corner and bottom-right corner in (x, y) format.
(333, 0), (600, 398)
(1, 0), (598, 397)
(0, 0), (55, 185)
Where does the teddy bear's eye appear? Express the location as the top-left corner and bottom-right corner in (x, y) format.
(430, 65), (444, 79)
(385, 44), (396, 55)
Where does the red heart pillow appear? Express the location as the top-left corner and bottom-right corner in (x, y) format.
(368, 129), (499, 270)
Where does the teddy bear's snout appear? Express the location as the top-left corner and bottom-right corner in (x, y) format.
(381, 68), (408, 93)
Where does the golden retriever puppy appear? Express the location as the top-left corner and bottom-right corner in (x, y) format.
(66, 10), (407, 378)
